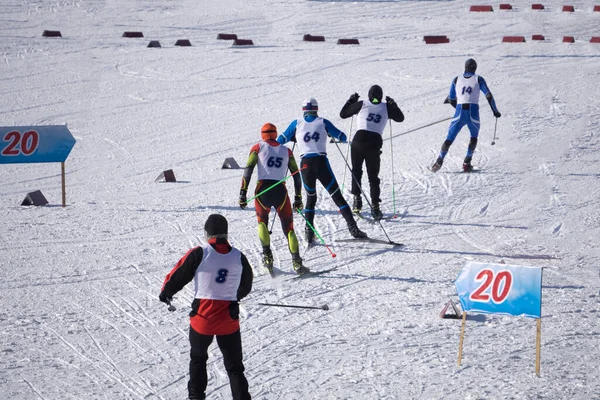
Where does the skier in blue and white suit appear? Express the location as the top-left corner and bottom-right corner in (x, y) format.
(277, 98), (367, 243)
(431, 58), (501, 172)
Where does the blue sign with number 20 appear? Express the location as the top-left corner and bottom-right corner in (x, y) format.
(455, 262), (542, 318)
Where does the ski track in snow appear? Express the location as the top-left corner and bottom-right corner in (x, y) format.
(2, 0), (600, 399)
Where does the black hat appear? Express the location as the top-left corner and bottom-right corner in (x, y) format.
(368, 85), (383, 104)
(465, 58), (477, 73)
(204, 214), (228, 238)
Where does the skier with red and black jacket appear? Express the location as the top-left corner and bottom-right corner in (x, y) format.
(159, 214), (253, 400)
(339, 85), (404, 219)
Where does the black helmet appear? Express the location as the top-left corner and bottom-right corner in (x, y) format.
(204, 214), (228, 239)
(465, 58), (477, 73)
(368, 85), (383, 104)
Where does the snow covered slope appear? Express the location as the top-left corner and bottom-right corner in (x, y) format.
(1, 0), (599, 399)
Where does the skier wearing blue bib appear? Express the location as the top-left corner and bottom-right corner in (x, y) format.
(277, 98), (367, 243)
(431, 59), (501, 172)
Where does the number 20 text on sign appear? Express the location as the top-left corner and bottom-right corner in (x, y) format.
(455, 262), (542, 318)
(1, 126), (75, 164)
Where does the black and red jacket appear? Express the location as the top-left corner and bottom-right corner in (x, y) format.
(160, 238), (253, 335)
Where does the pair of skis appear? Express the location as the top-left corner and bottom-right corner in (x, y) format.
(266, 265), (338, 279)
(266, 236), (403, 279)
(429, 164), (481, 173)
(298, 236), (404, 277)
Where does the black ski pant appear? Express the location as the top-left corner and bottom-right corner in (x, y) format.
(189, 327), (251, 400)
(350, 143), (382, 204)
(300, 155), (354, 225)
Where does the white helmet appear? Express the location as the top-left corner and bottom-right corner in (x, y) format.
(302, 98), (318, 112)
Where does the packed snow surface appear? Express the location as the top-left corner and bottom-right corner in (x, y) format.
(1, 0), (599, 399)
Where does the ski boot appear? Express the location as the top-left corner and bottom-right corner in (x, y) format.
(347, 221), (368, 239)
(292, 256), (310, 275)
(352, 195), (362, 214)
(262, 248), (274, 276)
(305, 224), (315, 244)
(431, 157), (443, 172)
(371, 203), (383, 220)
(463, 156), (473, 172)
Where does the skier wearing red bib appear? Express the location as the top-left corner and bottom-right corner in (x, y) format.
(159, 214), (253, 400)
(238, 123), (308, 275)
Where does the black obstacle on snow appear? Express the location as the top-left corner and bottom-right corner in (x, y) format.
(175, 39), (192, 46)
(21, 190), (49, 206)
(233, 39), (254, 46)
(147, 40), (161, 48)
(222, 157), (241, 170)
(156, 170), (176, 182)
(337, 38), (359, 45)
(424, 35), (450, 44)
(217, 33), (238, 40)
(303, 34), (325, 42)
(122, 31), (144, 38)
(42, 30), (62, 37)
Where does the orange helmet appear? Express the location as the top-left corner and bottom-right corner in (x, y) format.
(261, 123), (277, 141)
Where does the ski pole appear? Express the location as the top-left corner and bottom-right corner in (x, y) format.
(296, 209), (337, 258)
(269, 142), (296, 234)
(341, 116), (354, 193)
(384, 116), (453, 142)
(389, 120), (397, 218)
(246, 165), (306, 203)
(332, 141), (395, 244)
(245, 302), (329, 311)
(491, 118), (498, 145)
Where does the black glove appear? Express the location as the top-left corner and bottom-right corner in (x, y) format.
(239, 189), (247, 209)
(444, 97), (457, 108)
(349, 92), (360, 103)
(159, 292), (172, 305)
(229, 301), (240, 320)
(293, 194), (303, 211)
(493, 110), (502, 118)
(385, 96), (396, 106)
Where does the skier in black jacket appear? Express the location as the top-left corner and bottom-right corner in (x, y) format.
(339, 85), (404, 219)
